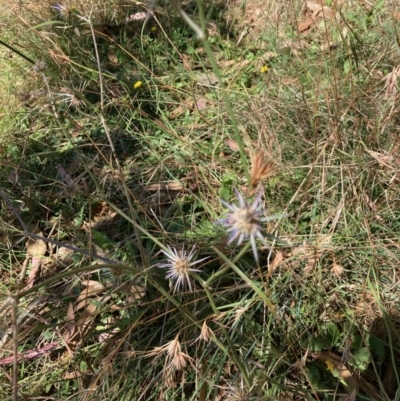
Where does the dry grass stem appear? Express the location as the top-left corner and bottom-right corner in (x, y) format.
(249, 149), (277, 195)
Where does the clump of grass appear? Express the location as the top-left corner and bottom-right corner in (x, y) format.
(0, 0), (400, 400)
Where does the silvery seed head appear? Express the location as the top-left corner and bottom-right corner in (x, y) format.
(219, 188), (284, 262)
(158, 245), (208, 293)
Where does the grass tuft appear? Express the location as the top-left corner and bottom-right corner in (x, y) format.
(0, 0), (399, 400)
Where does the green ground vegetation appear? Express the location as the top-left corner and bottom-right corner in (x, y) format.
(0, 0), (399, 400)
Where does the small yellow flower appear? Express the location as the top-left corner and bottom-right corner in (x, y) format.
(133, 81), (142, 89)
(150, 26), (157, 32)
(325, 360), (335, 373)
(260, 65), (269, 73)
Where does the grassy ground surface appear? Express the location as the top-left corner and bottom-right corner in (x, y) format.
(0, 0), (399, 400)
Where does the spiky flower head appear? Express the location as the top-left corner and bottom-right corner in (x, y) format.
(158, 245), (208, 293)
(32, 60), (47, 74)
(51, 3), (76, 19)
(57, 81), (88, 110)
(219, 188), (284, 262)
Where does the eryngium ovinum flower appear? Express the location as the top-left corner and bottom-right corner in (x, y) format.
(219, 188), (285, 262)
(158, 245), (208, 293)
(51, 2), (76, 19)
(57, 81), (88, 110)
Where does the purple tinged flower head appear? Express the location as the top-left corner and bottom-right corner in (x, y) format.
(158, 245), (208, 293)
(219, 188), (284, 262)
(51, 3), (76, 19)
(51, 3), (68, 17)
(32, 60), (46, 74)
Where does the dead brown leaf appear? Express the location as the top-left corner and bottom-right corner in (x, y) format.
(298, 2), (334, 33)
(169, 101), (193, 120)
(68, 306), (97, 345)
(306, 1), (324, 13)
(77, 280), (105, 302)
(232, 59), (251, 72)
(127, 284), (146, 299)
(24, 233), (47, 288)
(383, 66), (400, 99)
(195, 99), (207, 111)
(332, 263), (344, 278)
(306, 1), (333, 16)
(361, 191), (384, 224)
(292, 234), (332, 275)
(393, 11), (400, 22)
(219, 60), (235, 69)
(54, 246), (74, 265)
(366, 148), (395, 169)
(63, 302), (75, 343)
(63, 371), (84, 379)
(82, 201), (117, 231)
(25, 258), (41, 288)
(196, 72), (219, 87)
(268, 251), (284, 274)
(298, 18), (315, 33)
(313, 351), (357, 393)
(261, 51), (278, 61)
(146, 182), (183, 191)
(320, 41), (339, 51)
(181, 54), (192, 70)
(225, 139), (240, 152)
(80, 279), (100, 287)
(74, 302), (98, 316)
(107, 48), (120, 67)
(26, 236), (47, 257)
(280, 39), (310, 56)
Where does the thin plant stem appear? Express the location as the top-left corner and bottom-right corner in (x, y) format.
(212, 246), (277, 315)
(197, 1), (250, 184)
(0, 188), (117, 265)
(10, 297), (18, 401)
(84, 11), (104, 110)
(198, 274), (251, 387)
(85, 13), (147, 265)
(14, 264), (138, 301)
(169, 0), (250, 184)
(205, 243), (250, 287)
(146, 273), (248, 382)
(212, 247), (322, 401)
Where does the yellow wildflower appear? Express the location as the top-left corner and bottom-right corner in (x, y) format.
(133, 81), (142, 89)
(325, 360), (335, 373)
(260, 65), (269, 73)
(150, 26), (157, 32)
